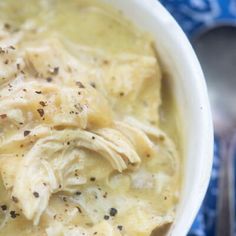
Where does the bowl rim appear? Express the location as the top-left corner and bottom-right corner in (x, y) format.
(136, 1), (214, 234)
(100, 0), (213, 234)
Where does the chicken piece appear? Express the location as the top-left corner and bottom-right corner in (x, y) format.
(0, 26), (25, 87)
(114, 121), (155, 158)
(11, 136), (85, 225)
(102, 53), (161, 122)
(93, 128), (140, 164)
(0, 155), (20, 190)
(0, 80), (113, 130)
(49, 83), (113, 129)
(10, 128), (141, 224)
(66, 43), (162, 123)
(23, 38), (91, 86)
(0, 125), (50, 152)
(24, 40), (114, 128)
(0, 45), (25, 87)
(124, 116), (179, 174)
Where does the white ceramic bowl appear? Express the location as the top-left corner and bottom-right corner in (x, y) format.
(101, 0), (214, 235)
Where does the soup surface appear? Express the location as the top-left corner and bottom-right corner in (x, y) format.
(0, 1), (181, 235)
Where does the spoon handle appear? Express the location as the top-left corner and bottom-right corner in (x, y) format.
(160, 0), (236, 38)
(216, 135), (235, 236)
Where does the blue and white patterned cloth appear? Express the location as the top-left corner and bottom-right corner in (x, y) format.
(159, 1), (236, 235)
(160, 0), (236, 38)
(187, 138), (220, 236)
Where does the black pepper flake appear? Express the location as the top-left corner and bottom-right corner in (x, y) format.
(24, 130), (31, 137)
(62, 197), (67, 202)
(0, 114), (7, 119)
(104, 215), (109, 220)
(119, 92), (124, 97)
(10, 211), (19, 219)
(12, 196), (19, 203)
(9, 45), (15, 50)
(109, 208), (118, 217)
(4, 23), (11, 29)
(46, 77), (53, 82)
(33, 192), (39, 198)
(76, 81), (85, 88)
(92, 136), (95, 140)
(90, 82), (96, 88)
(103, 60), (110, 65)
(146, 153), (151, 158)
(103, 192), (108, 198)
(117, 225), (123, 231)
(35, 91), (42, 94)
(16, 63), (20, 70)
(67, 141), (70, 145)
(4, 59), (9, 64)
(75, 191), (81, 196)
(76, 206), (82, 213)
(1, 205), (7, 211)
(37, 108), (44, 117)
(52, 67), (59, 75)
(90, 177), (96, 182)
(74, 104), (84, 112)
(39, 101), (46, 107)
(93, 232), (97, 235)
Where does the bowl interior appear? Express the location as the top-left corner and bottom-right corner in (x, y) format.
(100, 0), (213, 235)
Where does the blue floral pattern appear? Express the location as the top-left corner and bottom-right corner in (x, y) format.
(159, 1), (236, 235)
(188, 138), (220, 236)
(160, 0), (236, 37)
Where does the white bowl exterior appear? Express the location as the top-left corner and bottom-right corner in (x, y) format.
(100, 0), (213, 235)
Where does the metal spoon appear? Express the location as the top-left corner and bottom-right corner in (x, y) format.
(193, 26), (236, 236)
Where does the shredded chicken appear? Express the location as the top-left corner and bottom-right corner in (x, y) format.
(0, 10), (180, 235)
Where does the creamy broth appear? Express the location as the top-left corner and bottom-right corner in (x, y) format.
(0, 1), (181, 236)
